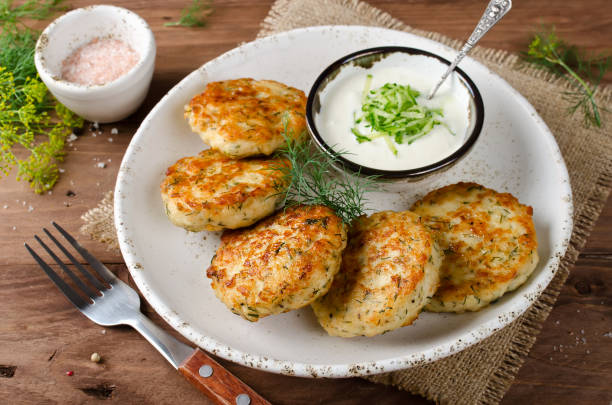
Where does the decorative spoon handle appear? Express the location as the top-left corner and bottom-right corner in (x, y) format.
(427, 0), (512, 99)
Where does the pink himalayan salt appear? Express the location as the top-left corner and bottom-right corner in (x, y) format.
(61, 38), (139, 86)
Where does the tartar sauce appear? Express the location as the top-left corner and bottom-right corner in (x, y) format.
(315, 53), (471, 171)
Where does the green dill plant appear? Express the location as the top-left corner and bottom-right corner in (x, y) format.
(272, 120), (380, 224)
(522, 27), (610, 128)
(0, 0), (82, 193)
(165, 0), (213, 28)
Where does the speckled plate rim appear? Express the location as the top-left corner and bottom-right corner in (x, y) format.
(115, 25), (573, 378)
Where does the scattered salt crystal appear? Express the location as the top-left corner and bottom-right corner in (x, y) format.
(101, 329), (106, 335)
(2, 204), (7, 209)
(549, 357), (553, 361)
(22, 201), (26, 206)
(553, 346), (557, 351)
(27, 205), (34, 212)
(96, 182), (100, 187)
(59, 168), (65, 173)
(577, 309), (580, 313)
(107, 158), (112, 162)
(67, 133), (78, 142)
(111, 128), (118, 135)
(70, 180), (75, 186)
(93, 121), (99, 130)
(97, 162), (106, 169)
(12, 226), (16, 230)
(586, 350), (590, 354)
(48, 191), (52, 195)
(98, 131), (102, 135)
(603, 332), (612, 338)
(555, 320), (560, 325)
(92, 133), (97, 137)
(108, 138), (113, 143)
(580, 329), (584, 334)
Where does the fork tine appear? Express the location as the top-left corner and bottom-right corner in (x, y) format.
(34, 235), (98, 300)
(52, 222), (116, 285)
(25, 243), (89, 309)
(43, 228), (108, 292)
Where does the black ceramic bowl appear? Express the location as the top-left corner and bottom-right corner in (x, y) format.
(306, 46), (484, 182)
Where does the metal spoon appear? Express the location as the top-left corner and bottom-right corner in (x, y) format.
(427, 0), (512, 99)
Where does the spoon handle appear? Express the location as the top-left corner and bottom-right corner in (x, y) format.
(428, 0), (512, 99)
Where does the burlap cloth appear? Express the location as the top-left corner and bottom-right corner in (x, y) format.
(81, 0), (612, 403)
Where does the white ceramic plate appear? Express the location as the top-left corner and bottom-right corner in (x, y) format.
(115, 26), (573, 378)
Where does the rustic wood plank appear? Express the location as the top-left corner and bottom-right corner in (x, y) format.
(503, 257), (612, 404)
(1, 0), (611, 404)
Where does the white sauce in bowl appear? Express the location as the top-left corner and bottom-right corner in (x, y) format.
(315, 53), (471, 171)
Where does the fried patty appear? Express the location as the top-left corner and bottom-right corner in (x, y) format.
(411, 182), (539, 313)
(185, 78), (307, 158)
(160, 149), (288, 232)
(206, 204), (348, 321)
(311, 211), (442, 337)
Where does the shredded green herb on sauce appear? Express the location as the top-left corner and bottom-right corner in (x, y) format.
(351, 76), (453, 155)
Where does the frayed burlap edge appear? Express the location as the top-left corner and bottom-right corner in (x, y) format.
(80, 190), (119, 252)
(80, 1), (612, 404)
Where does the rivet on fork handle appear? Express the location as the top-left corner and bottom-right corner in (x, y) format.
(179, 348), (270, 405)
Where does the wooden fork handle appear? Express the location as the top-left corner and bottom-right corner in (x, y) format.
(178, 348), (271, 405)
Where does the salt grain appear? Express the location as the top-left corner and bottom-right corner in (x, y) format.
(108, 138), (113, 142)
(96, 162), (107, 169)
(62, 38), (139, 86)
(59, 168), (65, 173)
(67, 133), (78, 142)
(2, 205), (7, 209)
(111, 128), (118, 135)
(12, 226), (16, 230)
(27, 205), (34, 212)
(603, 332), (612, 338)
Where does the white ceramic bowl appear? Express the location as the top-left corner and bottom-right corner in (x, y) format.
(34, 5), (156, 123)
(115, 26), (572, 378)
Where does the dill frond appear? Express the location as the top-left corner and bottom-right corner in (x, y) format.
(165, 0), (213, 28)
(271, 127), (380, 224)
(522, 27), (610, 128)
(0, 0), (83, 193)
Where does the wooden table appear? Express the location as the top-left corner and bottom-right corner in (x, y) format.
(2, 1), (611, 403)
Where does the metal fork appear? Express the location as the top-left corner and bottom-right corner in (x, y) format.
(26, 222), (269, 405)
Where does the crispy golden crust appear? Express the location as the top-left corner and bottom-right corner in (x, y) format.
(411, 182), (539, 313)
(206, 204), (348, 321)
(160, 149), (288, 232)
(185, 78), (307, 157)
(311, 211), (442, 337)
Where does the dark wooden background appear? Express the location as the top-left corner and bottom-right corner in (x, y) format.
(1, 1), (611, 403)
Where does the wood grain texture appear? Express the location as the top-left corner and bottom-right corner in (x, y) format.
(179, 349), (271, 405)
(1, 0), (611, 404)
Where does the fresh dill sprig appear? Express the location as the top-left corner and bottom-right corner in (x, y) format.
(165, 0), (213, 28)
(272, 130), (380, 224)
(0, 0), (83, 193)
(0, 0), (66, 27)
(522, 27), (610, 128)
